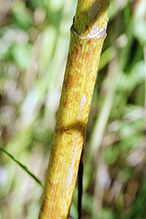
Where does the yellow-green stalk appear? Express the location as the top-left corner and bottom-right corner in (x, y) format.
(38, 0), (109, 218)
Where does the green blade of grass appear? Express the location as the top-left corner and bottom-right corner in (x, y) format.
(0, 146), (43, 188)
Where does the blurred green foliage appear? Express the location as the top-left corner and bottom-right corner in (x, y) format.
(0, 0), (145, 219)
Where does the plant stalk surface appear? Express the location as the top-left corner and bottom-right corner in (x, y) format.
(39, 1), (109, 218)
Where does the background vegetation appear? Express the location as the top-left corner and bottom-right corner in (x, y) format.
(0, 0), (145, 218)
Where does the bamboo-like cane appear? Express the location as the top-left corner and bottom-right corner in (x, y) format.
(38, 1), (109, 218)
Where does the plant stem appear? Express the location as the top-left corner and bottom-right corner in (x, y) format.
(38, 1), (109, 218)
